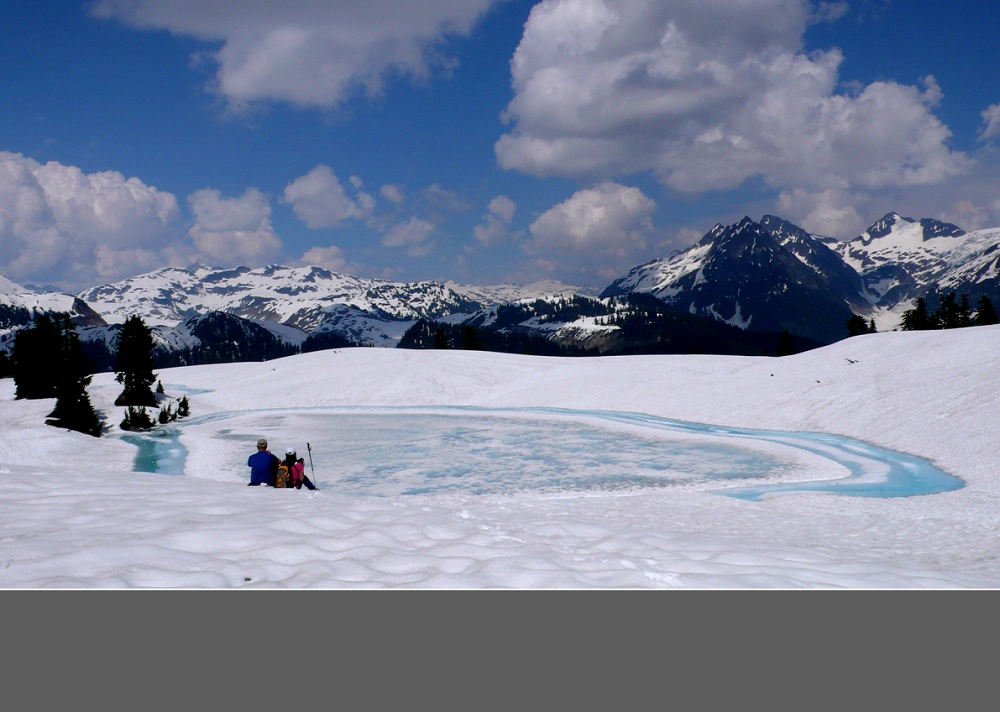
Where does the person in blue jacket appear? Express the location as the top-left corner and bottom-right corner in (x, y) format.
(247, 437), (280, 486)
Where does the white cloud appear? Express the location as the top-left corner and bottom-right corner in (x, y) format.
(382, 216), (436, 256)
(380, 184), (406, 204)
(473, 195), (518, 245)
(776, 186), (864, 238)
(527, 182), (656, 277)
(91, 0), (503, 110)
(281, 164), (374, 228)
(188, 187), (282, 263)
(811, 1), (849, 23)
(487, 195), (517, 224)
(497, 0), (970, 198)
(980, 104), (1000, 142)
(0, 151), (181, 289)
(299, 245), (348, 271)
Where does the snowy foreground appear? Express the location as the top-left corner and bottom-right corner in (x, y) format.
(2, 326), (1000, 588)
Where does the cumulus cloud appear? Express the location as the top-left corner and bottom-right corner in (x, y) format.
(496, 0), (970, 219)
(281, 164), (374, 228)
(299, 245), (348, 271)
(473, 195), (518, 245)
(91, 0), (503, 110)
(526, 182), (656, 279)
(980, 104), (1000, 142)
(382, 216), (436, 257)
(188, 187), (282, 263)
(0, 151), (181, 289)
(776, 186), (864, 237)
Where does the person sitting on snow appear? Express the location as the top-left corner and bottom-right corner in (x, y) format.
(247, 437), (280, 486)
(282, 447), (318, 491)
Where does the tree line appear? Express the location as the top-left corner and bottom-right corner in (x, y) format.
(901, 292), (998, 331)
(6, 313), (188, 437)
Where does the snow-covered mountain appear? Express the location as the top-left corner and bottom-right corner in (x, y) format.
(602, 215), (863, 342)
(827, 213), (1000, 316)
(1, 277), (106, 332)
(604, 212), (1000, 336)
(4, 210), (999, 365)
(76, 265), (582, 329)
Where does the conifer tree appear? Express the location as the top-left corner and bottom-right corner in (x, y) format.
(120, 406), (154, 431)
(958, 294), (972, 327)
(846, 315), (868, 337)
(901, 298), (932, 331)
(12, 313), (62, 399)
(47, 315), (102, 437)
(974, 295), (999, 326)
(114, 315), (158, 407)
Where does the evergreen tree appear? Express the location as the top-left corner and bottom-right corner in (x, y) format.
(958, 294), (972, 327)
(460, 325), (484, 350)
(868, 318), (877, 333)
(923, 291), (975, 330)
(12, 313), (62, 399)
(901, 297), (932, 331)
(176, 396), (190, 418)
(114, 315), (157, 407)
(846, 315), (868, 337)
(120, 406), (154, 431)
(47, 315), (102, 437)
(433, 326), (449, 349)
(974, 295), (999, 326)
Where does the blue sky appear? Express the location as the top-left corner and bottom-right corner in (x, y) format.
(1, 0), (999, 292)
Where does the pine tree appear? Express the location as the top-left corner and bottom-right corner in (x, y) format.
(901, 298), (932, 331)
(47, 315), (102, 437)
(176, 396), (190, 418)
(958, 294), (972, 327)
(12, 313), (62, 399)
(114, 315), (158, 407)
(974, 295), (999, 326)
(120, 406), (154, 431)
(846, 315), (868, 337)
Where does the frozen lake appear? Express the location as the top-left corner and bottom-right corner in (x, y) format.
(124, 406), (963, 500)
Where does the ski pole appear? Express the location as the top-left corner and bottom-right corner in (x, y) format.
(307, 442), (316, 488)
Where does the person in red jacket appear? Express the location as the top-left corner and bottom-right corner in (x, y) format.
(282, 447), (318, 491)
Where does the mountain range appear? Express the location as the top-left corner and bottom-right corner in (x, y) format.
(2, 211), (999, 366)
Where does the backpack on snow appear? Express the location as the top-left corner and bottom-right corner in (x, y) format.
(274, 463), (292, 488)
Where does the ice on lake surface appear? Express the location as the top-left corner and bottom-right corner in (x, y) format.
(130, 406), (963, 500)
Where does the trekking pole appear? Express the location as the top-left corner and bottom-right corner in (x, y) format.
(307, 442), (317, 489)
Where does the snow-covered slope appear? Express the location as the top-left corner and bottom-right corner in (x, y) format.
(4, 324), (1000, 588)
